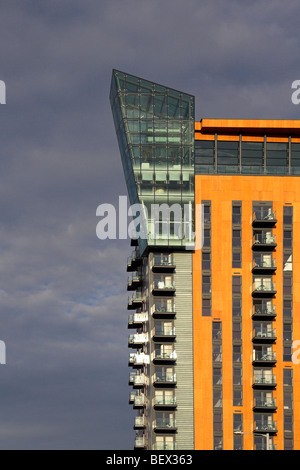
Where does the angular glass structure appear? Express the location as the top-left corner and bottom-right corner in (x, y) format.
(110, 70), (195, 254)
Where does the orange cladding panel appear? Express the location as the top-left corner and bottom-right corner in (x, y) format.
(194, 174), (300, 450)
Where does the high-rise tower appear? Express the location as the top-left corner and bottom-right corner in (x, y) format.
(110, 70), (300, 450)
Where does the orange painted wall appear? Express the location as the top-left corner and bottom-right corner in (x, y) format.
(194, 174), (300, 450)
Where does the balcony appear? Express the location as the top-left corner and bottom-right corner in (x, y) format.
(252, 209), (277, 227)
(152, 281), (175, 296)
(134, 436), (147, 449)
(252, 234), (277, 250)
(129, 372), (137, 386)
(129, 392), (136, 405)
(152, 255), (176, 273)
(252, 375), (277, 388)
(252, 328), (276, 343)
(127, 274), (142, 291)
(153, 443), (176, 450)
(153, 304), (176, 319)
(128, 333), (148, 348)
(153, 418), (177, 433)
(153, 350), (177, 364)
(252, 351), (276, 366)
(128, 353), (150, 368)
(252, 282), (276, 297)
(252, 257), (277, 274)
(253, 398), (277, 411)
(133, 394), (146, 409)
(252, 304), (276, 320)
(127, 252), (143, 272)
(128, 293), (143, 310)
(153, 373), (177, 387)
(128, 313), (148, 329)
(153, 396), (177, 410)
(134, 415), (146, 430)
(254, 443), (277, 451)
(254, 421), (277, 434)
(132, 374), (147, 389)
(153, 327), (176, 342)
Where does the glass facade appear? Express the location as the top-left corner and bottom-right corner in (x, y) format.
(195, 139), (300, 175)
(110, 70), (195, 253)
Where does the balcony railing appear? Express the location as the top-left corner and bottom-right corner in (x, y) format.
(152, 255), (175, 271)
(128, 333), (148, 347)
(128, 293), (144, 309)
(252, 305), (276, 318)
(252, 258), (276, 273)
(252, 328), (276, 341)
(127, 274), (142, 290)
(252, 375), (276, 387)
(127, 251), (142, 272)
(153, 302), (176, 317)
(128, 313), (148, 328)
(252, 209), (277, 226)
(254, 421), (277, 433)
(253, 351), (276, 364)
(253, 398), (277, 410)
(129, 372), (137, 385)
(133, 374), (147, 388)
(153, 350), (177, 362)
(129, 353), (150, 367)
(154, 396), (177, 407)
(134, 436), (146, 448)
(152, 281), (175, 294)
(153, 443), (176, 450)
(129, 392), (136, 404)
(153, 327), (176, 338)
(254, 443), (277, 451)
(134, 416), (146, 428)
(153, 373), (177, 385)
(134, 395), (146, 408)
(252, 282), (276, 296)
(154, 419), (177, 431)
(252, 234), (277, 248)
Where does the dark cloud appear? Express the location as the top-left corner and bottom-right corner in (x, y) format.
(0, 0), (299, 449)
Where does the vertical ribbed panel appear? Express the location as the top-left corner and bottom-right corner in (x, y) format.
(174, 252), (194, 449)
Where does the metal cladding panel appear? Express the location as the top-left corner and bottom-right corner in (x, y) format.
(173, 252), (194, 449)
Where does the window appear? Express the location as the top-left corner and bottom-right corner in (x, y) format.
(202, 252), (211, 271)
(232, 205), (242, 225)
(213, 367), (222, 385)
(232, 276), (242, 294)
(232, 298), (242, 317)
(233, 345), (242, 363)
(213, 436), (223, 451)
(213, 389), (223, 407)
(283, 346), (292, 362)
(283, 324), (293, 341)
(283, 369), (293, 386)
(203, 229), (211, 248)
(213, 413), (223, 432)
(233, 390), (243, 406)
(232, 229), (241, 247)
(233, 322), (242, 341)
(232, 252), (241, 268)
(233, 413), (243, 432)
(233, 367), (242, 386)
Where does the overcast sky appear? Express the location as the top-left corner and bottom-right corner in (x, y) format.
(0, 0), (299, 450)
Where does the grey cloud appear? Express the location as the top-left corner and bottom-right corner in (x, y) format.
(0, 0), (299, 450)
